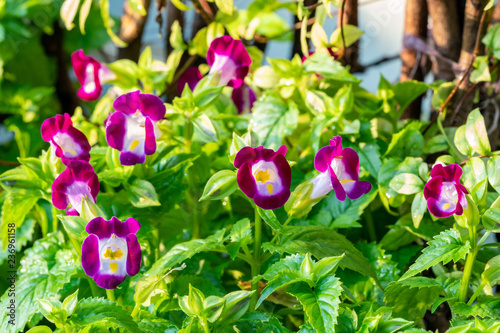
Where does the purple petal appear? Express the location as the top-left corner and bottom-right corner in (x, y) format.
(120, 151), (145, 166)
(231, 84), (256, 114)
(113, 90), (141, 115)
(144, 117), (156, 155)
(427, 197), (456, 218)
(138, 93), (166, 121)
(423, 176), (444, 201)
(342, 180), (372, 200)
(126, 234), (142, 276)
(234, 146), (258, 168)
(273, 154), (292, 189)
(237, 163), (257, 199)
(81, 234), (100, 277)
(114, 217), (141, 238)
(335, 147), (360, 181)
(106, 112), (126, 151)
(207, 36), (251, 88)
(86, 217), (113, 239)
(330, 167), (347, 201)
(315, 146), (336, 173)
(93, 273), (126, 289)
(328, 135), (344, 155)
(276, 145), (287, 157)
(72, 49), (103, 101)
(253, 186), (290, 210)
(178, 67), (203, 94)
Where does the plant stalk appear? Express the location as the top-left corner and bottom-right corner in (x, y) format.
(458, 226), (477, 302)
(249, 207), (262, 311)
(106, 289), (116, 302)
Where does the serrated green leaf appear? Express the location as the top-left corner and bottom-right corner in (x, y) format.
(385, 277), (445, 320)
(251, 93), (299, 149)
(226, 218), (251, 260)
(137, 312), (178, 332)
(384, 123), (424, 159)
(263, 226), (382, 288)
(70, 298), (139, 332)
(401, 229), (470, 280)
(465, 108), (491, 155)
(287, 275), (342, 333)
(389, 173), (424, 195)
(393, 80), (429, 112)
(200, 170), (237, 201)
(147, 229), (225, 276)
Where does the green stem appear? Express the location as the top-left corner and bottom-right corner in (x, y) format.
(87, 278), (99, 298)
(459, 226), (477, 302)
(437, 116), (462, 161)
(52, 206), (59, 232)
(467, 280), (487, 305)
(200, 317), (211, 333)
(249, 207), (262, 312)
(364, 206), (377, 243)
(131, 303), (141, 319)
(477, 231), (492, 248)
(106, 289), (116, 302)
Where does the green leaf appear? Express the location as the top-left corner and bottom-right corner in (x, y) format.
(147, 229), (225, 276)
(128, 0), (147, 15)
(384, 122), (424, 159)
(332, 85), (354, 115)
(424, 134), (449, 154)
(226, 218), (251, 260)
(193, 114), (219, 143)
(257, 268), (310, 308)
(1, 191), (41, 250)
(251, 93), (299, 149)
(62, 290), (79, 316)
(137, 312), (178, 333)
(257, 207), (284, 233)
(487, 156), (500, 194)
(389, 173), (424, 195)
(61, 0), (81, 30)
(400, 229), (470, 280)
(287, 275), (342, 333)
(454, 125), (473, 157)
(126, 179), (161, 208)
(69, 298), (139, 332)
(263, 226), (382, 288)
(79, 0), (93, 34)
(193, 85), (224, 109)
(470, 56), (491, 83)
(311, 188), (378, 228)
(200, 170), (237, 202)
(411, 192), (427, 229)
(393, 80), (429, 112)
(215, 0), (233, 15)
(465, 108), (491, 155)
(0, 232), (76, 333)
(462, 157), (487, 204)
(100, 0), (126, 47)
(483, 207), (500, 232)
(171, 0), (192, 10)
(451, 299), (500, 319)
(303, 53), (359, 82)
(330, 25), (363, 48)
(58, 215), (87, 240)
(482, 255), (500, 286)
(26, 326), (53, 333)
(482, 23), (500, 59)
(385, 277), (445, 320)
(357, 143), (382, 177)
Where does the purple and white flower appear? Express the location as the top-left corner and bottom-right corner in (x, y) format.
(105, 90), (166, 166)
(177, 67), (203, 94)
(207, 36), (251, 88)
(52, 160), (100, 216)
(231, 84), (256, 114)
(41, 113), (91, 165)
(311, 136), (372, 201)
(72, 49), (114, 101)
(234, 145), (291, 210)
(424, 164), (469, 218)
(82, 217), (142, 289)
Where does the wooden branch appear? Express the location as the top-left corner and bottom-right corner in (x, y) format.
(338, 0), (359, 70)
(427, 0), (461, 80)
(400, 0), (428, 119)
(192, 0), (214, 24)
(118, 0), (152, 62)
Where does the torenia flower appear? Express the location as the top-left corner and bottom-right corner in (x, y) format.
(207, 36), (251, 88)
(52, 161), (100, 216)
(106, 90), (166, 166)
(424, 164), (469, 218)
(311, 136), (372, 201)
(82, 217), (141, 289)
(41, 113), (91, 165)
(177, 67), (203, 94)
(72, 49), (114, 101)
(231, 84), (256, 114)
(234, 145), (291, 210)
